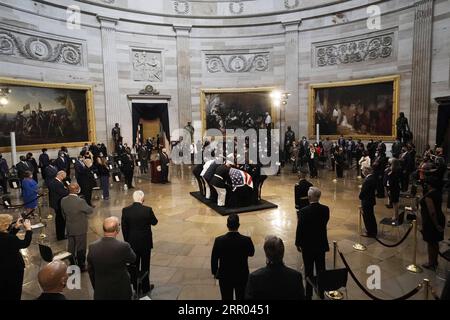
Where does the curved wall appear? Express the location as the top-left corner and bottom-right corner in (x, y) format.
(0, 0), (449, 156)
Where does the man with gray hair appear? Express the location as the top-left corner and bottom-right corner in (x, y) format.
(246, 236), (305, 300)
(48, 170), (69, 240)
(295, 187), (330, 300)
(122, 190), (158, 296)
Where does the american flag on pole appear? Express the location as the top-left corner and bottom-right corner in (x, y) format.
(229, 168), (253, 191)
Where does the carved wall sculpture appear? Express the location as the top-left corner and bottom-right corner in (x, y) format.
(229, 1), (244, 15)
(284, 0), (299, 10)
(205, 52), (270, 73)
(313, 30), (395, 67)
(0, 26), (83, 66)
(173, 1), (190, 15)
(132, 49), (163, 82)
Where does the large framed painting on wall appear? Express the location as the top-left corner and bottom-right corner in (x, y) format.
(309, 75), (400, 141)
(200, 87), (276, 134)
(0, 77), (96, 152)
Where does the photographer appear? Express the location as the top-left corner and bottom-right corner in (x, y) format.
(0, 214), (32, 300)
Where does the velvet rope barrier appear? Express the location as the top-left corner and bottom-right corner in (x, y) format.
(373, 223), (414, 248)
(338, 250), (423, 300)
(2, 193), (46, 209)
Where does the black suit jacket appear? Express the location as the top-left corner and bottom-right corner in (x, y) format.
(294, 179), (313, 210)
(211, 232), (255, 282)
(44, 165), (58, 182)
(87, 237), (136, 300)
(359, 174), (377, 207)
(39, 153), (50, 169)
(122, 203), (158, 252)
(36, 293), (66, 300)
(0, 229), (32, 270)
(74, 160), (96, 189)
(246, 263), (305, 300)
(295, 203), (330, 252)
(16, 161), (31, 179)
(48, 178), (69, 210)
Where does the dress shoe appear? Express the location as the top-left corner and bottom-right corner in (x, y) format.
(421, 264), (437, 271)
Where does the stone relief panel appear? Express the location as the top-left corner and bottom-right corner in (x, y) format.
(173, 1), (190, 15)
(0, 25), (84, 66)
(313, 30), (396, 67)
(284, 0), (299, 10)
(229, 1), (244, 15)
(132, 49), (163, 82)
(205, 52), (270, 73)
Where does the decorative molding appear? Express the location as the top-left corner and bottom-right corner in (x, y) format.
(139, 85), (160, 96)
(131, 49), (163, 82)
(173, 1), (190, 15)
(284, 0), (299, 10)
(313, 30), (395, 67)
(0, 25), (84, 66)
(205, 52), (270, 73)
(229, 1), (244, 15)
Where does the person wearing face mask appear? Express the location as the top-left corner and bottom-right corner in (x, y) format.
(159, 147), (170, 184)
(61, 183), (93, 271)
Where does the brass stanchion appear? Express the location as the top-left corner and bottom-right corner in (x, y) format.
(353, 207), (367, 251)
(406, 220), (422, 273)
(325, 241), (344, 300)
(423, 279), (430, 300)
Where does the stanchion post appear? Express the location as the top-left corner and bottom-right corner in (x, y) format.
(406, 220), (423, 273)
(353, 207), (367, 251)
(325, 240), (344, 300)
(423, 279), (430, 300)
(333, 241), (337, 269)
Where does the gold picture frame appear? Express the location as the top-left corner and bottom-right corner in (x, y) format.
(200, 87), (277, 135)
(0, 77), (96, 152)
(308, 75), (400, 141)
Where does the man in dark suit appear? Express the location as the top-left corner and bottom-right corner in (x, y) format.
(359, 167), (378, 238)
(122, 190), (158, 296)
(61, 183), (93, 270)
(246, 236), (305, 300)
(211, 214), (255, 300)
(36, 260), (68, 300)
(55, 151), (69, 175)
(44, 161), (58, 187)
(48, 171), (69, 240)
(295, 187), (330, 300)
(38, 148), (50, 182)
(87, 217), (136, 300)
(120, 148), (135, 188)
(159, 148), (170, 183)
(16, 155), (31, 181)
(294, 169), (313, 212)
(74, 156), (96, 206)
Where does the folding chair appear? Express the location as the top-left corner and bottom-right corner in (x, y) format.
(379, 210), (405, 239)
(307, 268), (349, 300)
(38, 244), (73, 267)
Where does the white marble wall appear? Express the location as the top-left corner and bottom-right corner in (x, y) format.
(0, 0), (449, 160)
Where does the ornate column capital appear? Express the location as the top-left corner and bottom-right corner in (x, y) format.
(173, 24), (192, 36)
(97, 15), (119, 30)
(282, 20), (301, 32)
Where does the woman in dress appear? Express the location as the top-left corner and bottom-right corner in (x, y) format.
(420, 177), (446, 271)
(21, 170), (38, 215)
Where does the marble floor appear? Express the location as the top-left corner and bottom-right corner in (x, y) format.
(5, 164), (449, 300)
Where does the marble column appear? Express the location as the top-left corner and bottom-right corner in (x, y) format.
(97, 16), (121, 149)
(409, 0), (434, 153)
(282, 20), (301, 145)
(174, 25), (192, 130)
